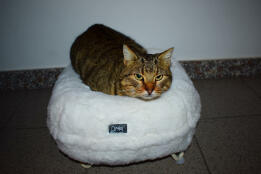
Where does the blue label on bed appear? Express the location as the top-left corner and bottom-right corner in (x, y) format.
(109, 124), (127, 133)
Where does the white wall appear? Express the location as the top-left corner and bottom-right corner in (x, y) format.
(1, 0), (261, 71)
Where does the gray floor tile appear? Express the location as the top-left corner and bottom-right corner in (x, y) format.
(243, 78), (261, 98)
(0, 127), (208, 174)
(0, 128), (86, 174)
(0, 90), (25, 128)
(196, 117), (261, 174)
(193, 79), (261, 119)
(8, 88), (52, 128)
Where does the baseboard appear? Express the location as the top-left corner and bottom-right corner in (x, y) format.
(181, 58), (261, 79)
(0, 58), (260, 90)
(0, 67), (63, 90)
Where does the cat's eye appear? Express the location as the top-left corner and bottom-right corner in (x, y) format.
(155, 74), (163, 81)
(134, 73), (143, 80)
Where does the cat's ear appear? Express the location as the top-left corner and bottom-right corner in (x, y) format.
(158, 47), (174, 67)
(123, 44), (138, 66)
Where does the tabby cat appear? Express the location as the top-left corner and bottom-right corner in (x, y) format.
(70, 24), (173, 100)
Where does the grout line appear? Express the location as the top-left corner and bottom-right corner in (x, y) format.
(195, 136), (212, 174)
(199, 114), (261, 121)
(241, 79), (261, 99)
(0, 111), (17, 131)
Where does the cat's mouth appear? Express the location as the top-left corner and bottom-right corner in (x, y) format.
(139, 93), (160, 101)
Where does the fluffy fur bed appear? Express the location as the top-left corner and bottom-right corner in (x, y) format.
(47, 61), (201, 165)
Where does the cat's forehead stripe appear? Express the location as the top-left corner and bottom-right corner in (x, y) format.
(142, 54), (155, 61)
(143, 63), (157, 73)
(139, 55), (157, 73)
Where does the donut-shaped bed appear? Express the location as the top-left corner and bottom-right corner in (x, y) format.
(47, 61), (201, 166)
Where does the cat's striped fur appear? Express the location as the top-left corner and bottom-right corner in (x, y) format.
(70, 24), (173, 100)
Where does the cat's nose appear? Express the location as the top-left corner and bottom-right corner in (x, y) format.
(145, 83), (154, 95)
(147, 89), (153, 95)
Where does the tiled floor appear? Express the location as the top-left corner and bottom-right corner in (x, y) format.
(0, 78), (260, 174)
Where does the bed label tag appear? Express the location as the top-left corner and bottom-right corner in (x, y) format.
(109, 124), (127, 133)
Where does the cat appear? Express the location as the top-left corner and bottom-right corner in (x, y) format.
(70, 24), (173, 100)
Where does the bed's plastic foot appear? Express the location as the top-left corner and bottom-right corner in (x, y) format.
(81, 163), (92, 169)
(171, 152), (185, 165)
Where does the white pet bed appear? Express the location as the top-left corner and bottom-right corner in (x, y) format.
(47, 61), (201, 166)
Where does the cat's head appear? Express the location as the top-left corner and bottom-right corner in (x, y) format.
(120, 44), (173, 100)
